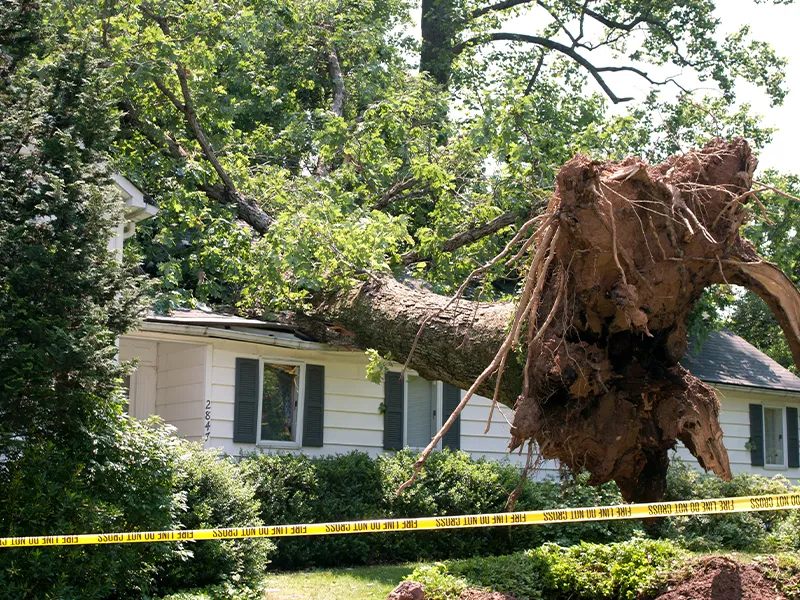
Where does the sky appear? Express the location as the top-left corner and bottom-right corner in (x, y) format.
(718, 0), (799, 173)
(501, 0), (800, 173)
(411, 1), (800, 173)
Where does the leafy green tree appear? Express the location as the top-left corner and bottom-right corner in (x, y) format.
(0, 3), (181, 598)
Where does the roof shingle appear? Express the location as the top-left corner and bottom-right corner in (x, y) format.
(681, 329), (800, 393)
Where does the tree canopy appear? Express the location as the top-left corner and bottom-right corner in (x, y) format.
(53, 0), (783, 312)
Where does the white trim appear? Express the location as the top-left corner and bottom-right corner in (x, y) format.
(138, 321), (338, 352)
(715, 383), (800, 399)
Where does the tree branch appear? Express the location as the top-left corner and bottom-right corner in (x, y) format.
(524, 50), (545, 95)
(471, 0), (536, 19)
(370, 178), (420, 211)
(453, 33), (633, 103)
(140, 3), (275, 234)
(401, 210), (519, 265)
(327, 47), (345, 118)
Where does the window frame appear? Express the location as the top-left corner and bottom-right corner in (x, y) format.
(255, 357), (306, 450)
(402, 377), (443, 451)
(762, 404), (788, 470)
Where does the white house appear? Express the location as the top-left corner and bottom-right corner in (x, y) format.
(113, 179), (800, 479)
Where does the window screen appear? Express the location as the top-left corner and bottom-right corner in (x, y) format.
(764, 406), (785, 466)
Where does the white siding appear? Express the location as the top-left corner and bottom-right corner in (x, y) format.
(119, 338), (158, 420)
(673, 384), (800, 481)
(156, 342), (207, 441)
(205, 337), (529, 467)
(119, 336), (208, 442)
(123, 330), (800, 483)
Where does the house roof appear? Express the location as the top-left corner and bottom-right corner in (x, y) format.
(680, 329), (800, 393)
(140, 309), (324, 349)
(146, 309), (296, 331)
(142, 310), (800, 392)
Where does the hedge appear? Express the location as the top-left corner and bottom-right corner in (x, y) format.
(239, 450), (800, 569)
(240, 449), (639, 568)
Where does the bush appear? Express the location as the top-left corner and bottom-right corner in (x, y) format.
(239, 449), (800, 569)
(411, 539), (687, 600)
(659, 458), (799, 551)
(240, 449), (643, 569)
(0, 416), (184, 600)
(157, 445), (275, 591)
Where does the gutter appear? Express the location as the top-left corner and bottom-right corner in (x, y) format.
(713, 382), (800, 399)
(138, 322), (350, 353)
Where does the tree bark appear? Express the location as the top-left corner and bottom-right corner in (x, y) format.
(305, 276), (521, 404)
(420, 0), (458, 86)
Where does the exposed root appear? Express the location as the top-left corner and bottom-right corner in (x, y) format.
(399, 137), (800, 504)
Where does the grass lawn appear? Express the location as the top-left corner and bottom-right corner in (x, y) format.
(261, 563), (417, 600)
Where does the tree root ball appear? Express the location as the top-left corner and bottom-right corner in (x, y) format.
(508, 138), (772, 501)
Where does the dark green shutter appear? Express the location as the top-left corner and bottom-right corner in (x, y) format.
(788, 407), (799, 468)
(234, 358), (259, 443)
(302, 365), (325, 447)
(384, 372), (404, 450)
(442, 383), (461, 450)
(749, 404), (765, 467)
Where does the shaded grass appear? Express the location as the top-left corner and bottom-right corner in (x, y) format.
(261, 563), (416, 600)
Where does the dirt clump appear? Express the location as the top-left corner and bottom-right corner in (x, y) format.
(387, 580), (425, 600)
(458, 589), (516, 600)
(655, 556), (785, 600)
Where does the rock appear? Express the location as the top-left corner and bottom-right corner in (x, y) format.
(387, 580), (425, 600)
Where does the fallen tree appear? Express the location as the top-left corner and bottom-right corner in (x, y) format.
(98, 1), (799, 504)
(307, 137), (800, 502)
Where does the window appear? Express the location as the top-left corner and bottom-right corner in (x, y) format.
(383, 373), (460, 451)
(233, 358), (324, 447)
(764, 406), (785, 467)
(749, 403), (799, 469)
(260, 363), (299, 442)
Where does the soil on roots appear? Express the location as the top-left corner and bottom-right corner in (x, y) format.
(655, 556), (785, 600)
(504, 138), (774, 502)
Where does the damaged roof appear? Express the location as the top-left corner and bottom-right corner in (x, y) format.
(142, 308), (320, 347)
(144, 310), (800, 393)
(681, 329), (800, 393)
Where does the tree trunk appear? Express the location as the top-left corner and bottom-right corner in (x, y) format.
(304, 276), (521, 403)
(420, 0), (457, 86)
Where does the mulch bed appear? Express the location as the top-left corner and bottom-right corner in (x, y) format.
(458, 591), (516, 600)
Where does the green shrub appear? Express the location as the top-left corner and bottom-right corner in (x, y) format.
(0, 416), (184, 600)
(660, 458), (798, 551)
(239, 450), (800, 569)
(157, 445), (275, 591)
(241, 450), (387, 568)
(240, 449), (643, 568)
(411, 539), (687, 600)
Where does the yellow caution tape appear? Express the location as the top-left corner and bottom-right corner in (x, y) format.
(2, 493), (799, 548)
